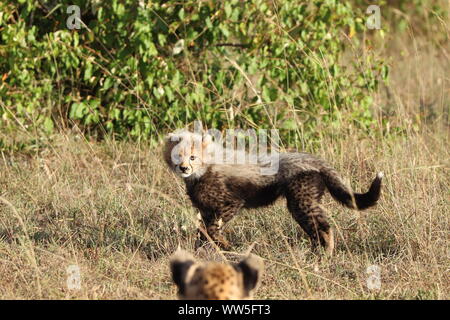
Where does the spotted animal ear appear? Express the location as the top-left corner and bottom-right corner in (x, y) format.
(170, 250), (196, 296)
(235, 254), (264, 296)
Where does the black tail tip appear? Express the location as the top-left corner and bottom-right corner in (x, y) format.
(355, 172), (383, 210)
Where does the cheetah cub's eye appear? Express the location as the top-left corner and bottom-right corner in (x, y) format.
(190, 156), (196, 161)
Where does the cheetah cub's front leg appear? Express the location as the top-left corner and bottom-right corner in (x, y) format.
(195, 212), (231, 250)
(195, 203), (242, 251)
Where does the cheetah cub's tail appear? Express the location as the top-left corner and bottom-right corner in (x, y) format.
(321, 169), (383, 210)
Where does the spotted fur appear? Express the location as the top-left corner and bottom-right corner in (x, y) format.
(164, 131), (383, 255)
(170, 250), (264, 300)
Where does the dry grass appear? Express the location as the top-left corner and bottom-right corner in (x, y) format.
(0, 34), (448, 299)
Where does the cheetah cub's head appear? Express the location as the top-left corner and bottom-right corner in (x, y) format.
(164, 131), (214, 178)
(170, 250), (264, 300)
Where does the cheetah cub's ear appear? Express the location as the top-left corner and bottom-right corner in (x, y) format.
(170, 249), (196, 297)
(234, 254), (264, 296)
(201, 133), (216, 162)
(202, 133), (213, 147)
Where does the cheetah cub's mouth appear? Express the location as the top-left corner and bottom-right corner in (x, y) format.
(177, 166), (193, 178)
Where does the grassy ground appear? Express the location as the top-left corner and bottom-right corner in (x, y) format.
(0, 34), (448, 299)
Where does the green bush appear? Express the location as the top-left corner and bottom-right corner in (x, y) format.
(0, 0), (387, 145)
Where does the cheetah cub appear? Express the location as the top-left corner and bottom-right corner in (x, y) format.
(170, 250), (264, 300)
(164, 130), (383, 255)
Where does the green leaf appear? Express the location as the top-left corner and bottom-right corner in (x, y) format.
(43, 117), (54, 133)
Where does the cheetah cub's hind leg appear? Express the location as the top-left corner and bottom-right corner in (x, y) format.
(286, 171), (335, 255)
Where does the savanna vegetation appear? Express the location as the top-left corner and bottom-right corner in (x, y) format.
(0, 0), (448, 299)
